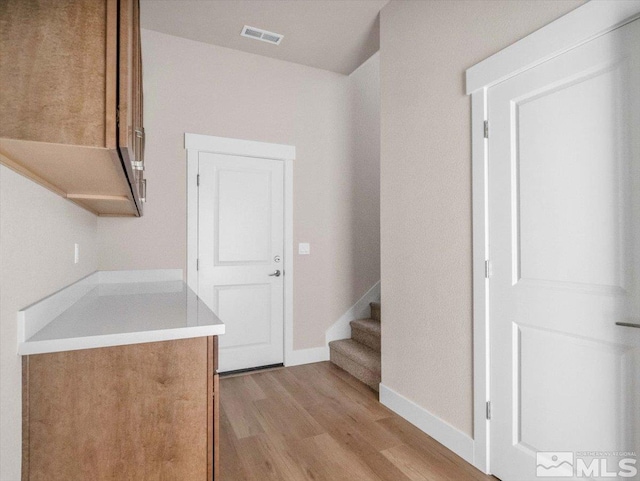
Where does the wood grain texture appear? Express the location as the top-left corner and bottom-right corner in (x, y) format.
(0, 0), (108, 146)
(24, 338), (212, 481)
(133, 0), (144, 164)
(0, 0), (144, 216)
(207, 337), (214, 481)
(0, 138), (139, 215)
(105, 0), (118, 149)
(70, 196), (137, 216)
(0, 139), (131, 196)
(220, 362), (497, 481)
(21, 357), (30, 481)
(214, 374), (220, 481)
(118, 0), (135, 162)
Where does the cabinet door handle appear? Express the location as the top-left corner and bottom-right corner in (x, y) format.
(132, 161), (144, 171)
(141, 179), (147, 203)
(616, 322), (640, 329)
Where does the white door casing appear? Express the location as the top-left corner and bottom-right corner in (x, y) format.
(185, 133), (295, 372)
(198, 153), (284, 372)
(488, 17), (640, 481)
(468, 2), (640, 475)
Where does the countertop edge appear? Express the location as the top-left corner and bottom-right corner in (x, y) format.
(19, 324), (226, 356)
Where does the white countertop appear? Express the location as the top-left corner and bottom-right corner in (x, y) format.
(18, 270), (225, 355)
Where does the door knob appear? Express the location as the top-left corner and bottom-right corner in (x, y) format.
(268, 270), (281, 277)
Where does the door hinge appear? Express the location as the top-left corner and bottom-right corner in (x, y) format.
(486, 401), (492, 420)
(196, 258), (199, 271)
(484, 260), (491, 279)
(197, 174), (200, 187)
(484, 120), (489, 139)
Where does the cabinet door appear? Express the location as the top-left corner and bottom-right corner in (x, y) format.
(208, 336), (219, 481)
(133, 0), (144, 167)
(117, 0), (135, 165)
(132, 0), (145, 205)
(0, 0), (112, 147)
(23, 339), (211, 480)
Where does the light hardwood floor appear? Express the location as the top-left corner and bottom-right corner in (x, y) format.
(220, 361), (497, 481)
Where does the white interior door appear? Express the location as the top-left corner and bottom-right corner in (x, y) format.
(198, 152), (284, 372)
(489, 18), (640, 481)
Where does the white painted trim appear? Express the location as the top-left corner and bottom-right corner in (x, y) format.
(18, 272), (97, 345)
(98, 269), (183, 284)
(284, 280), (380, 368)
(186, 149), (199, 291)
(185, 133), (295, 161)
(471, 89), (490, 474)
(285, 346), (329, 367)
(325, 281), (381, 344)
(185, 133), (296, 369)
(283, 159), (296, 367)
(466, 0), (640, 94)
(379, 383), (474, 465)
(466, 1), (640, 475)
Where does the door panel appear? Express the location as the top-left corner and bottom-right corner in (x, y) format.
(489, 18), (640, 481)
(216, 169), (273, 263)
(519, 325), (627, 451)
(198, 153), (284, 372)
(215, 284), (272, 347)
(517, 63), (627, 290)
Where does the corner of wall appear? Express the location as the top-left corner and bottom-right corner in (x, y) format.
(325, 280), (381, 344)
(379, 383), (475, 465)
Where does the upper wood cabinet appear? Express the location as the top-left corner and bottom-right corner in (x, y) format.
(0, 0), (145, 216)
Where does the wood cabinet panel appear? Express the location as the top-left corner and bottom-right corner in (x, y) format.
(118, 0), (136, 164)
(0, 0), (144, 216)
(22, 337), (219, 481)
(0, 0), (109, 147)
(208, 336), (220, 480)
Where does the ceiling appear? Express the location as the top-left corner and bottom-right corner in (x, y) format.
(140, 0), (389, 75)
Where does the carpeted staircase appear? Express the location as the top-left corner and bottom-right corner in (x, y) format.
(329, 301), (381, 391)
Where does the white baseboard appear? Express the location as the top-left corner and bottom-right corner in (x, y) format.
(379, 383), (475, 466)
(325, 281), (381, 344)
(284, 280), (380, 369)
(284, 346), (329, 367)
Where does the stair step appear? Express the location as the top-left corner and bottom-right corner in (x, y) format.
(350, 318), (380, 352)
(329, 339), (380, 391)
(370, 301), (381, 322)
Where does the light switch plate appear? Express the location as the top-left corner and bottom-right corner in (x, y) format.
(298, 243), (310, 255)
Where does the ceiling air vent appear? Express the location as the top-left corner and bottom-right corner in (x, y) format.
(240, 25), (283, 46)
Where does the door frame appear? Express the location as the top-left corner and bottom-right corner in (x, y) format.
(185, 133), (296, 367)
(466, 1), (640, 474)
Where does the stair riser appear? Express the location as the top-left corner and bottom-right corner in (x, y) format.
(351, 326), (380, 352)
(370, 304), (381, 322)
(329, 348), (380, 392)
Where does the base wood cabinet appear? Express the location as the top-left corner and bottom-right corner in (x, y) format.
(0, 0), (146, 216)
(22, 337), (219, 481)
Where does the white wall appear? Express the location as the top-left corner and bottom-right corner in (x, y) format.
(379, 0), (583, 437)
(98, 29), (380, 350)
(348, 53), (380, 306)
(0, 165), (98, 480)
(0, 23), (379, 478)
